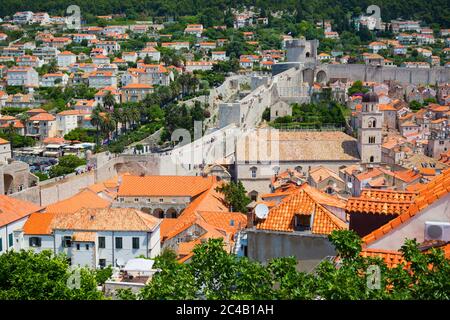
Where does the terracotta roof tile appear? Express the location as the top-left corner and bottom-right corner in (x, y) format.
(256, 186), (347, 234)
(50, 207), (160, 232)
(45, 189), (111, 214)
(0, 195), (42, 227)
(23, 212), (55, 235)
(362, 168), (450, 246)
(346, 189), (417, 215)
(118, 175), (215, 197)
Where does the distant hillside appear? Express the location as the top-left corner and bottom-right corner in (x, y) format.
(0, 0), (449, 28)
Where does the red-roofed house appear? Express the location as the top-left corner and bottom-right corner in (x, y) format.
(245, 184), (348, 271)
(26, 112), (57, 140)
(362, 169), (450, 251)
(0, 195), (43, 254)
(121, 84), (154, 103)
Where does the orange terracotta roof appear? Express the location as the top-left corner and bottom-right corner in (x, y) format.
(0, 195), (42, 227)
(346, 189), (417, 215)
(392, 169), (421, 183)
(72, 231), (96, 242)
(0, 137), (9, 144)
(256, 187), (347, 234)
(27, 108), (47, 113)
(45, 189), (111, 214)
(43, 137), (67, 144)
(23, 212), (55, 235)
(122, 83), (153, 89)
(360, 249), (405, 268)
(118, 175), (215, 197)
(362, 168), (450, 245)
(29, 113), (55, 121)
(50, 207), (160, 232)
(378, 104), (396, 111)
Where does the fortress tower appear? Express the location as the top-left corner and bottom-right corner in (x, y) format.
(285, 38), (319, 64)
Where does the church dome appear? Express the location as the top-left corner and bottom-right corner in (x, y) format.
(362, 92), (379, 103)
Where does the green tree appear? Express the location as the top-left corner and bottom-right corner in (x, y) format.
(215, 181), (251, 213)
(0, 250), (103, 300)
(48, 155), (86, 178)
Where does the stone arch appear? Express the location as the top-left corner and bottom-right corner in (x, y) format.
(3, 173), (13, 195)
(153, 208), (164, 218)
(305, 52), (310, 58)
(141, 207), (152, 214)
(166, 207), (178, 218)
(315, 70), (327, 84)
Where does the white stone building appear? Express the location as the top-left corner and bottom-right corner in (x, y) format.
(19, 208), (161, 269)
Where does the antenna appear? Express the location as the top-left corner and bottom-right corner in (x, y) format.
(254, 203), (269, 220)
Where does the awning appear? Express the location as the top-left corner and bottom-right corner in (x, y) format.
(123, 258), (154, 272)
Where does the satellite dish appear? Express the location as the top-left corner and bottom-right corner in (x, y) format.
(116, 258), (125, 267)
(255, 203), (269, 220)
(347, 182), (353, 189)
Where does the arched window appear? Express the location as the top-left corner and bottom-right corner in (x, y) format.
(250, 166), (257, 178)
(295, 166), (302, 173)
(305, 52), (310, 58)
(369, 156), (375, 163)
(368, 117), (376, 128)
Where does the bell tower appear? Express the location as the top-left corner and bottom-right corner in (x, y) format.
(358, 92), (382, 164)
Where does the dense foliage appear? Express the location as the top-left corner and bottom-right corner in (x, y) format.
(1, 231), (450, 300)
(271, 100), (347, 129)
(118, 231), (450, 300)
(215, 180), (251, 213)
(0, 1), (448, 29)
(0, 250), (103, 300)
(48, 155), (86, 178)
(119, 231), (450, 300)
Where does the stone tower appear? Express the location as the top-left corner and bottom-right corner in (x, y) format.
(357, 92), (382, 164)
(285, 38), (319, 64)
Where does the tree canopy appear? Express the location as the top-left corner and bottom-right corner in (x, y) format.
(115, 231), (450, 300)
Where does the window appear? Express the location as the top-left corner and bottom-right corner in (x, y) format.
(132, 237), (140, 249)
(159, 198), (164, 203)
(0, 238), (2, 252)
(370, 156), (375, 163)
(368, 136), (376, 144)
(8, 233), (13, 247)
(134, 198), (139, 202)
(98, 236), (105, 249)
(250, 167), (257, 178)
(29, 237), (41, 247)
(76, 244), (80, 250)
(294, 215), (310, 231)
(439, 141), (445, 145)
(86, 244), (89, 250)
(115, 237), (123, 249)
(99, 259), (106, 268)
(62, 236), (72, 248)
